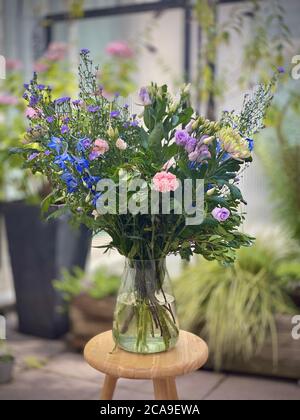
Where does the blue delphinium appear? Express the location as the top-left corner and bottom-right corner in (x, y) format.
(77, 137), (92, 153)
(83, 174), (101, 189)
(74, 157), (89, 173)
(61, 172), (78, 193)
(48, 136), (63, 154)
(54, 152), (74, 170)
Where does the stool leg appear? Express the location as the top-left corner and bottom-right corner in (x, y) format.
(101, 375), (118, 400)
(153, 378), (179, 400)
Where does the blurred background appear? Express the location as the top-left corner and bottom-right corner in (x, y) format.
(0, 0), (300, 400)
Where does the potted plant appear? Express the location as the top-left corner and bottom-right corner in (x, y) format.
(0, 47), (91, 338)
(174, 239), (300, 379)
(0, 339), (14, 384)
(13, 49), (280, 354)
(53, 266), (120, 350)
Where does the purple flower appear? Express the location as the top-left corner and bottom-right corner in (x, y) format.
(61, 124), (69, 134)
(80, 48), (90, 55)
(87, 105), (100, 113)
(55, 96), (71, 105)
(72, 99), (82, 106)
(89, 151), (100, 161)
(44, 150), (51, 156)
(188, 144), (211, 162)
(139, 87), (152, 106)
(277, 66), (285, 74)
(110, 110), (120, 118)
(37, 84), (46, 90)
(130, 120), (139, 127)
(23, 83), (29, 89)
(46, 116), (54, 123)
(28, 152), (39, 161)
(114, 92), (120, 98)
(212, 207), (230, 222)
(124, 104), (129, 109)
(22, 93), (28, 100)
(77, 137), (92, 152)
(123, 122), (130, 128)
(83, 174), (101, 189)
(29, 95), (39, 107)
(185, 137), (197, 153)
(175, 129), (190, 146)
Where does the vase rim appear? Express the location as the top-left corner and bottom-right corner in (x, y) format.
(125, 257), (166, 262)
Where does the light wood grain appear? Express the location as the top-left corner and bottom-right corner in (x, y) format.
(84, 330), (208, 380)
(153, 378), (178, 400)
(101, 375), (118, 400)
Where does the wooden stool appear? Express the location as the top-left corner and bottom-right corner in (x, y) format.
(84, 330), (208, 400)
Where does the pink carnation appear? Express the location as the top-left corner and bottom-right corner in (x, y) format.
(25, 107), (38, 118)
(92, 139), (109, 155)
(116, 138), (127, 150)
(106, 41), (134, 58)
(0, 94), (19, 105)
(153, 171), (179, 193)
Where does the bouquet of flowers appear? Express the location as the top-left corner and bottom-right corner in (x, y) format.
(14, 49), (279, 353)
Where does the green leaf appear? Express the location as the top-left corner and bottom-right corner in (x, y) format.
(41, 190), (58, 215)
(148, 122), (164, 149)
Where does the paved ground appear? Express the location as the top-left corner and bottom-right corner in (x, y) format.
(1, 318), (300, 400)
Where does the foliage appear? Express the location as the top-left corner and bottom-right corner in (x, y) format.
(13, 49), (279, 265)
(174, 239), (299, 369)
(0, 339), (13, 361)
(53, 266), (120, 302)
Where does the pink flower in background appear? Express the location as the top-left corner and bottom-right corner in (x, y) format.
(6, 58), (22, 71)
(153, 171), (179, 193)
(34, 62), (49, 73)
(212, 207), (230, 222)
(116, 138), (127, 150)
(45, 42), (68, 61)
(0, 94), (19, 105)
(106, 41), (134, 58)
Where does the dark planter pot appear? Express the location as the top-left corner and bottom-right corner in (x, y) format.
(0, 357), (14, 384)
(3, 201), (92, 339)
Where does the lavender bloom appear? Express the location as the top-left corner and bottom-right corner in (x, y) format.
(29, 95), (39, 107)
(80, 48), (90, 55)
(28, 152), (39, 161)
(185, 137), (197, 153)
(46, 116), (54, 123)
(22, 93), (28, 100)
(139, 87), (152, 106)
(72, 99), (82, 106)
(77, 137), (92, 152)
(23, 83), (29, 89)
(175, 129), (190, 146)
(87, 105), (100, 113)
(61, 124), (69, 134)
(188, 144), (211, 162)
(55, 96), (71, 105)
(277, 66), (285, 74)
(89, 151), (100, 161)
(37, 84), (46, 90)
(44, 150), (51, 156)
(110, 110), (120, 118)
(212, 207), (230, 222)
(130, 120), (139, 127)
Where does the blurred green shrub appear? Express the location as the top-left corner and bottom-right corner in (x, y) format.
(174, 239), (300, 369)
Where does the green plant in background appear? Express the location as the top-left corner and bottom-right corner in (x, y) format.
(174, 239), (299, 369)
(53, 266), (120, 303)
(0, 339), (13, 362)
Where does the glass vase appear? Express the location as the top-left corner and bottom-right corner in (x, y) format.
(112, 258), (179, 354)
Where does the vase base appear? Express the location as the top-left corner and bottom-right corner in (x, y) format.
(115, 334), (178, 354)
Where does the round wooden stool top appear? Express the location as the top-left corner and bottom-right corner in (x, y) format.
(84, 330), (208, 380)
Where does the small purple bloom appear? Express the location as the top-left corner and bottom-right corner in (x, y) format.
(77, 137), (92, 152)
(185, 137), (197, 153)
(175, 129), (190, 146)
(55, 96), (71, 105)
(72, 99), (82, 106)
(114, 92), (120, 98)
(277, 66), (285, 74)
(130, 120), (139, 127)
(123, 122), (130, 129)
(29, 95), (39, 107)
(87, 105), (100, 113)
(80, 48), (90, 55)
(37, 84), (46, 90)
(22, 93), (28, 100)
(124, 104), (129, 109)
(28, 152), (39, 161)
(110, 110), (120, 118)
(23, 83), (29, 89)
(61, 124), (69, 134)
(139, 87), (152, 106)
(47, 136), (63, 154)
(46, 116), (54, 123)
(212, 207), (230, 222)
(44, 150), (51, 156)
(89, 151), (100, 161)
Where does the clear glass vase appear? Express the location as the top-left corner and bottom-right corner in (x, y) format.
(112, 258), (179, 354)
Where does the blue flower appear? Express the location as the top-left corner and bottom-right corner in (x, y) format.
(216, 139), (222, 155)
(246, 137), (254, 151)
(61, 172), (78, 193)
(74, 157), (89, 173)
(54, 152), (73, 170)
(83, 175), (101, 189)
(92, 192), (102, 207)
(47, 136), (63, 154)
(37, 84), (46, 90)
(77, 137), (92, 152)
